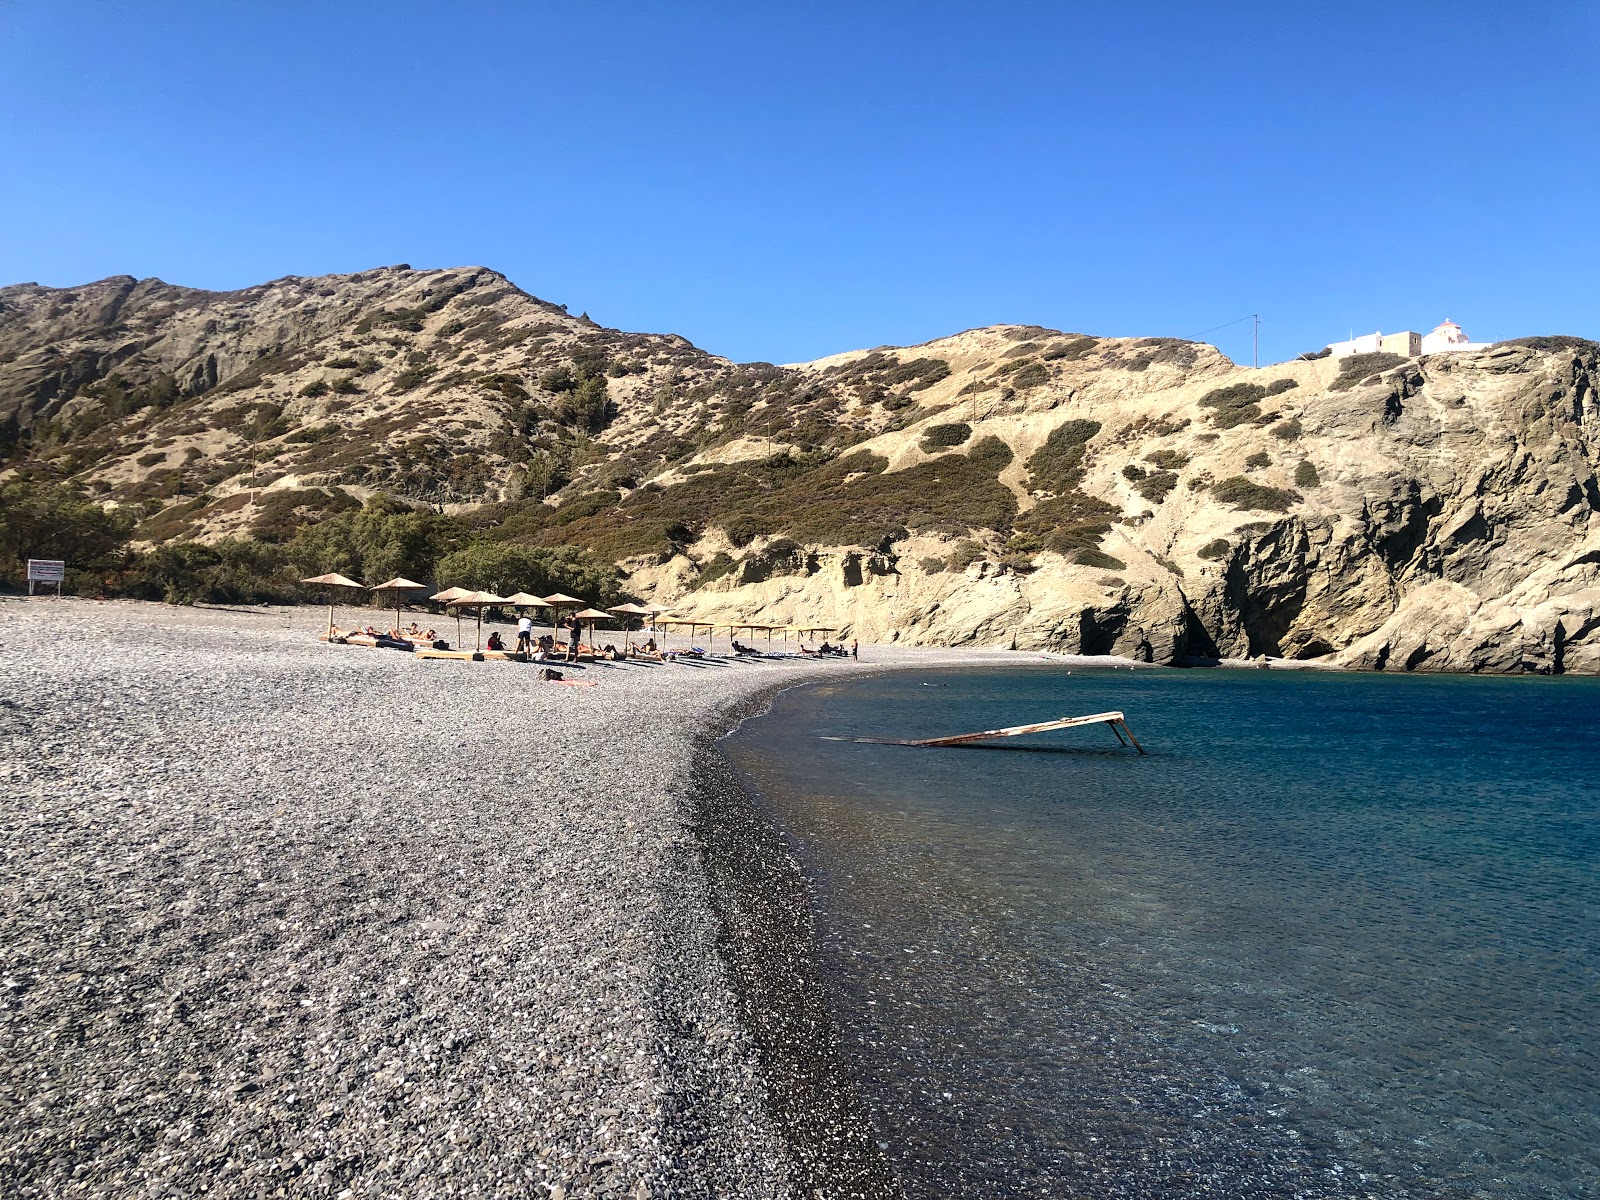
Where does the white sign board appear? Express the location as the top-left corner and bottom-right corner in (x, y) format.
(27, 559), (65, 582)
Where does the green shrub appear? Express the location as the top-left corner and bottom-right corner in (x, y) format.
(920, 422), (972, 451)
(325, 356), (360, 369)
(1199, 382), (1265, 429)
(1244, 451), (1271, 470)
(724, 513), (771, 547)
(1144, 448), (1189, 470)
(1211, 475), (1296, 511)
(1013, 489), (1117, 556)
(1269, 418), (1302, 440)
(1294, 460), (1321, 487)
(1328, 352), (1406, 392)
(946, 540), (985, 571)
(1073, 547), (1126, 570)
(549, 489), (620, 525)
(1041, 337), (1097, 362)
(964, 436), (1013, 468)
(285, 424), (339, 444)
(1122, 463), (1147, 481)
(331, 377), (362, 395)
(1264, 378), (1299, 396)
(1011, 362), (1050, 388)
(687, 551), (736, 591)
(1135, 471), (1178, 502)
(392, 365), (436, 393)
(299, 380), (330, 398)
(1026, 419), (1101, 492)
(1197, 538), (1230, 560)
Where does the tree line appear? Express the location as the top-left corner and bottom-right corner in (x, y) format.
(0, 480), (625, 607)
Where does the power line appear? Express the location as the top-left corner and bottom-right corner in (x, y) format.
(1191, 313), (1261, 368)
(1190, 313), (1257, 338)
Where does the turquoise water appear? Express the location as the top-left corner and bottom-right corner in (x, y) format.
(723, 665), (1600, 1199)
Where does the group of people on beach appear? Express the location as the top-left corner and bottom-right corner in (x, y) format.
(328, 622), (444, 649)
(332, 611), (860, 667)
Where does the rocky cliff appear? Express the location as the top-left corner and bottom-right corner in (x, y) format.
(3, 267), (1597, 673)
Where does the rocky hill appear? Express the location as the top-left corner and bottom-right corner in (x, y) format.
(3, 266), (1598, 673)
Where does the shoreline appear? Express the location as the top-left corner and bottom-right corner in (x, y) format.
(687, 680), (902, 1198)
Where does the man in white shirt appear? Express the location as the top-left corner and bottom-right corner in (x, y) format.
(515, 614), (534, 657)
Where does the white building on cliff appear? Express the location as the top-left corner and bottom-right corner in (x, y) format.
(1326, 319), (1493, 359)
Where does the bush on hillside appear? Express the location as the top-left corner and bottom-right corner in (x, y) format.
(920, 422), (972, 451)
(1211, 475), (1297, 511)
(1269, 418), (1303, 440)
(1135, 471), (1178, 502)
(1294, 460), (1321, 487)
(1026, 419), (1101, 492)
(1011, 362), (1051, 388)
(1073, 547), (1125, 570)
(1328, 352), (1406, 392)
(1199, 382), (1265, 429)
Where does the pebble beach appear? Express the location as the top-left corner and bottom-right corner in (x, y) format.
(0, 598), (1028, 1198)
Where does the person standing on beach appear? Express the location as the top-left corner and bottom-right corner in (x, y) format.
(851, 639), (859, 661)
(515, 613), (534, 657)
(566, 616), (581, 662)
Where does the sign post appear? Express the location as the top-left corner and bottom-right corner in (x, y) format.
(27, 559), (65, 598)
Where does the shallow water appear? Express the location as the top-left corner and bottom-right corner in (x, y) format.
(723, 665), (1600, 1199)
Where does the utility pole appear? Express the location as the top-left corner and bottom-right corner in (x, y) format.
(1253, 314), (1260, 369)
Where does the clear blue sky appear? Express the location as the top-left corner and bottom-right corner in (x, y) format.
(2, 2), (1596, 366)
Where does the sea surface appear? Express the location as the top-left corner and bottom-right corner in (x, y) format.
(722, 663), (1600, 1199)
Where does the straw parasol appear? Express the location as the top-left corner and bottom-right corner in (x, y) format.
(607, 602), (654, 649)
(505, 591), (551, 609)
(369, 576), (429, 632)
(541, 592), (586, 638)
(429, 586), (469, 644)
(446, 590), (509, 652)
(570, 607), (612, 653)
(300, 572), (365, 637)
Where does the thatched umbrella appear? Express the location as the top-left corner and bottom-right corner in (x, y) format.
(570, 607), (612, 655)
(369, 576), (429, 632)
(429, 587), (471, 645)
(541, 592), (585, 641)
(447, 590), (510, 652)
(607, 602), (654, 650)
(504, 592), (551, 649)
(300, 572), (366, 638)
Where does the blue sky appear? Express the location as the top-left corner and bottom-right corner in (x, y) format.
(1, 2), (1596, 366)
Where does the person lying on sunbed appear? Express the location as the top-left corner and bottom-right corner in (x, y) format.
(407, 622), (423, 637)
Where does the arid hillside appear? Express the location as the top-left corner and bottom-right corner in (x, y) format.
(4, 266), (1598, 672)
